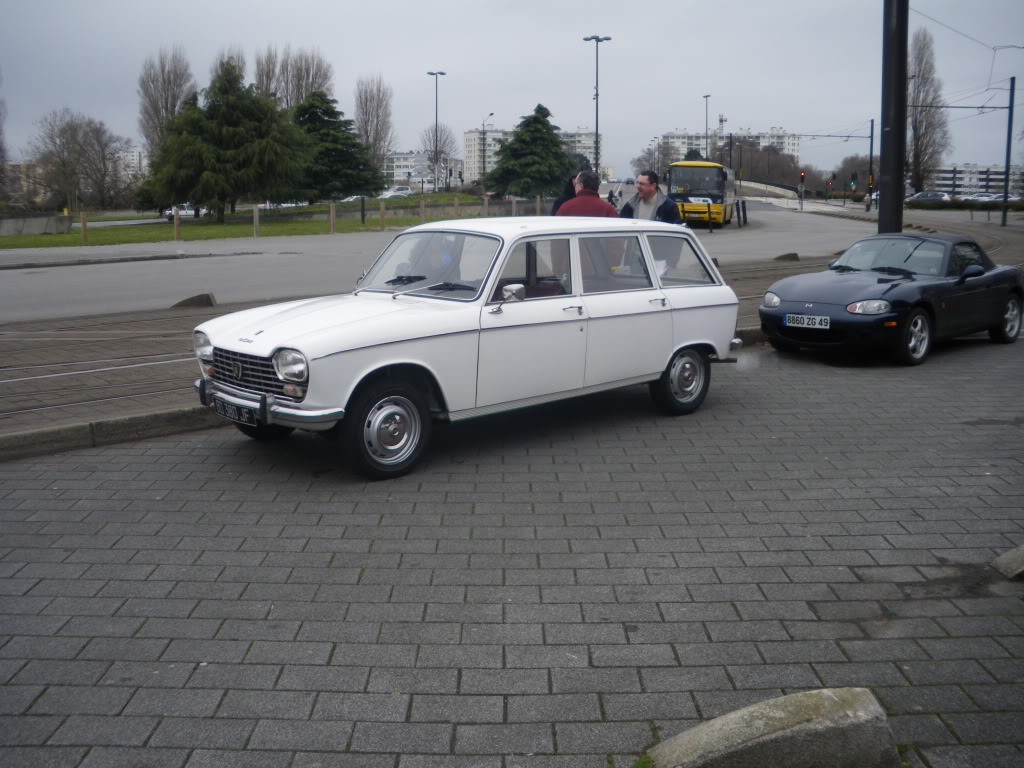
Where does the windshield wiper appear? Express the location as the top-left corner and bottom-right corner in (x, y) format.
(385, 274), (426, 285)
(829, 264), (860, 271)
(426, 282), (476, 292)
(871, 266), (915, 277)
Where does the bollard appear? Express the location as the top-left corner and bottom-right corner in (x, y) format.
(80, 212), (88, 245)
(379, 200), (385, 230)
(360, 196), (366, 224)
(707, 203), (713, 233)
(419, 200), (425, 222)
(174, 209), (181, 241)
(329, 202), (336, 234)
(742, 200), (748, 225)
(253, 205), (260, 237)
(736, 202), (742, 228)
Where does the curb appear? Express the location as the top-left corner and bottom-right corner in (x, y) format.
(0, 327), (769, 463)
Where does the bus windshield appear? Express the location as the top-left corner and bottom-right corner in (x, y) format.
(668, 166), (723, 197)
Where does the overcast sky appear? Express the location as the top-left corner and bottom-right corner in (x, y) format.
(2, 0), (1022, 178)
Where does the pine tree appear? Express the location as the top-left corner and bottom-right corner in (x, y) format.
(483, 105), (574, 197)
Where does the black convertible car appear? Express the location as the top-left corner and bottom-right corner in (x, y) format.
(759, 233), (1023, 365)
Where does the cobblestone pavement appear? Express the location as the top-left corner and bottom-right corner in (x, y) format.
(1, 337), (1023, 767)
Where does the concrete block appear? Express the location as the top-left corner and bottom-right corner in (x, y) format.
(646, 688), (900, 768)
(991, 545), (1024, 580)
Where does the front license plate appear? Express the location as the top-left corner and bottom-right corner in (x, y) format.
(213, 398), (257, 425)
(784, 313), (830, 329)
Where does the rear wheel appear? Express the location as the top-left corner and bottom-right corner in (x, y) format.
(343, 378), (431, 480)
(234, 422), (294, 441)
(649, 347), (711, 415)
(894, 308), (931, 365)
(989, 295), (1021, 344)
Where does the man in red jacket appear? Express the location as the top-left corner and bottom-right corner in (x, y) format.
(555, 171), (618, 217)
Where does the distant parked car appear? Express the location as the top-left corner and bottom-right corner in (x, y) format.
(378, 191), (411, 200)
(165, 205), (206, 221)
(904, 191), (950, 203)
(759, 233), (1022, 365)
(961, 193), (996, 202)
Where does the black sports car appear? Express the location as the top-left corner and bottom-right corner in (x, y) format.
(758, 233), (1023, 365)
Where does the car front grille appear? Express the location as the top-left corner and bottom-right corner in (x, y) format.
(211, 348), (296, 400)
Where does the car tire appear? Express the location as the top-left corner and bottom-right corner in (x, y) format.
(343, 378), (432, 480)
(649, 347), (711, 415)
(894, 308), (932, 365)
(769, 338), (800, 354)
(989, 295), (1022, 344)
(234, 422), (294, 440)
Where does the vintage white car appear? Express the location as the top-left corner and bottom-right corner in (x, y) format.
(193, 217), (740, 478)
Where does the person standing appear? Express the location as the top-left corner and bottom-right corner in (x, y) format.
(555, 171), (618, 217)
(619, 170), (681, 224)
(550, 176), (578, 215)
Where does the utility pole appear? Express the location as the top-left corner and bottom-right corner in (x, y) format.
(866, 118), (875, 212)
(877, 0), (908, 234)
(1001, 76), (1015, 227)
(583, 36), (611, 177)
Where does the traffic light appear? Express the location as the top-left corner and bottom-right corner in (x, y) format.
(799, 171), (806, 183)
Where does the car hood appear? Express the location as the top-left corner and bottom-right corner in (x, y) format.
(196, 292), (480, 359)
(769, 270), (919, 305)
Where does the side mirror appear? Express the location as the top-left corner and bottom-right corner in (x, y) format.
(355, 269), (367, 285)
(958, 263), (985, 283)
(489, 284), (525, 314)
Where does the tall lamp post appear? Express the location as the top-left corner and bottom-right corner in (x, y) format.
(480, 111), (493, 182)
(427, 71), (446, 192)
(703, 94), (711, 160)
(583, 35), (611, 178)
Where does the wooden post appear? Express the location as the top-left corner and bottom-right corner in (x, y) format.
(535, 195), (541, 215)
(482, 195), (488, 218)
(329, 202), (336, 234)
(379, 201), (385, 230)
(174, 209), (181, 241)
(419, 200), (425, 222)
(512, 199), (518, 217)
(80, 212), (88, 245)
(454, 198), (460, 218)
(253, 205), (260, 237)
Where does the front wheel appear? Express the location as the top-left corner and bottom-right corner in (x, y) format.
(649, 347), (711, 415)
(234, 422), (294, 441)
(342, 379), (431, 480)
(989, 295), (1021, 344)
(894, 308), (932, 365)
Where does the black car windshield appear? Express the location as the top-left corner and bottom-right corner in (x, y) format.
(357, 231), (501, 300)
(834, 238), (944, 277)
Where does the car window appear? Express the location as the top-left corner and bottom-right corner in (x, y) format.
(359, 231), (500, 299)
(579, 235), (653, 294)
(947, 243), (987, 277)
(490, 238), (573, 301)
(647, 236), (715, 286)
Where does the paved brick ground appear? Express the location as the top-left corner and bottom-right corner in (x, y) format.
(1, 340), (1022, 767)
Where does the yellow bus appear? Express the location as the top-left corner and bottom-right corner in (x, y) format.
(666, 161), (736, 226)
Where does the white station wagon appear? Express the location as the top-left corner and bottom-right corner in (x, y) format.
(193, 217), (740, 478)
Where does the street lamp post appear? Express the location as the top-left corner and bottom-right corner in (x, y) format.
(480, 112), (493, 182)
(703, 94), (711, 160)
(583, 35), (611, 178)
(427, 71), (446, 192)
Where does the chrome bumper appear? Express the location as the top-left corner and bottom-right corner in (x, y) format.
(195, 378), (344, 431)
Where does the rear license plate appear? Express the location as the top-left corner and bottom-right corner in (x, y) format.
(784, 314), (830, 329)
(213, 398), (257, 425)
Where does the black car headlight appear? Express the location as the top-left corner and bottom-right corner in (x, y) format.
(847, 300), (891, 315)
(272, 348), (308, 382)
(763, 291), (781, 308)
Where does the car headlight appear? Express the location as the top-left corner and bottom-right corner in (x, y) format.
(763, 292), (781, 308)
(847, 299), (891, 315)
(193, 331), (214, 362)
(273, 348), (308, 382)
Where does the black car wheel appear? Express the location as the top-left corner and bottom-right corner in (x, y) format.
(894, 308), (932, 365)
(234, 422), (294, 440)
(343, 378), (431, 480)
(989, 295), (1022, 344)
(649, 347), (710, 415)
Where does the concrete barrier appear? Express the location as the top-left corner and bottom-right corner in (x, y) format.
(0, 214), (73, 236)
(992, 544), (1024, 580)
(646, 688), (899, 768)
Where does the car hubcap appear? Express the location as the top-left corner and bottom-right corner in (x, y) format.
(1005, 300), (1021, 337)
(908, 314), (929, 359)
(363, 396), (421, 466)
(669, 351), (704, 402)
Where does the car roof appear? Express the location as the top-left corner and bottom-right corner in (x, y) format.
(406, 216), (693, 240)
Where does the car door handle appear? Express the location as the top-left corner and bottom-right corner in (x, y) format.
(649, 298), (667, 306)
(563, 305), (583, 315)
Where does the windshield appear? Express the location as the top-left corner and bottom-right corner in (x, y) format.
(668, 166), (723, 197)
(358, 231), (501, 300)
(834, 238), (944, 277)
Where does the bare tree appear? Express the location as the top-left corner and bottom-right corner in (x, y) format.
(419, 123), (458, 190)
(907, 28), (951, 192)
(630, 146), (657, 176)
(0, 66), (8, 200)
(137, 46), (196, 161)
(78, 118), (131, 208)
(354, 74), (396, 170)
(28, 108), (86, 210)
(210, 46), (247, 81)
(257, 45), (333, 110)
(254, 45), (279, 98)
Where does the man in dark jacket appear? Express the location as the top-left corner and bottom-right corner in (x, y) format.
(555, 171), (617, 217)
(619, 170), (681, 224)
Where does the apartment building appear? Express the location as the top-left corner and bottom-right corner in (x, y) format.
(660, 127), (801, 165)
(929, 163), (1021, 197)
(463, 127), (603, 183)
(384, 151), (464, 191)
